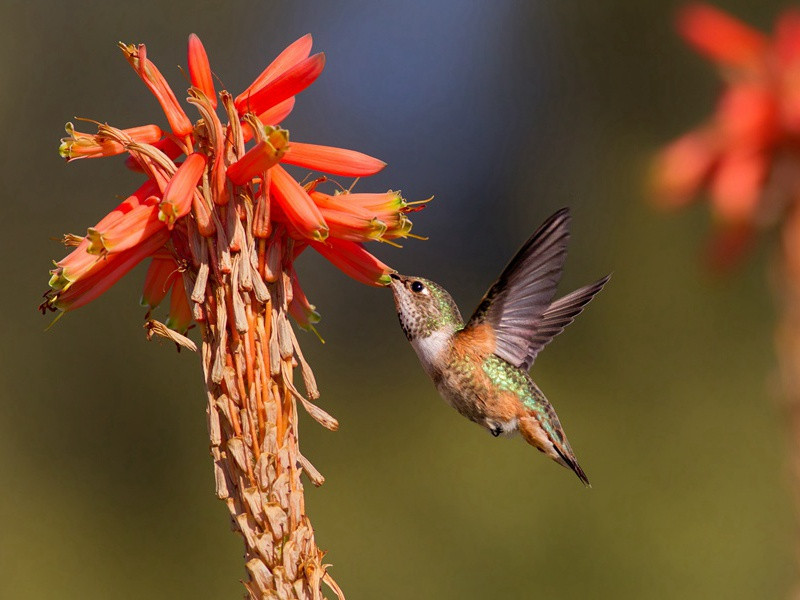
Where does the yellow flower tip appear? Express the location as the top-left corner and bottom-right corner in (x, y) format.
(377, 274), (393, 286)
(158, 201), (180, 229)
(58, 140), (71, 159)
(48, 268), (71, 291)
(85, 228), (108, 255)
(311, 227), (329, 242)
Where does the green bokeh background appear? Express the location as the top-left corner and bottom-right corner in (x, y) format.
(0, 1), (793, 598)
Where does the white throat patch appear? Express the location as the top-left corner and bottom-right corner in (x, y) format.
(410, 329), (451, 375)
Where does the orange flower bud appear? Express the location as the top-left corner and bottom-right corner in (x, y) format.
(235, 53), (325, 117)
(270, 165), (328, 241)
(235, 34), (313, 107)
(188, 34), (217, 109)
(282, 142), (386, 176)
(159, 153), (208, 228)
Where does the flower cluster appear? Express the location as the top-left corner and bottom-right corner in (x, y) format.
(651, 4), (800, 268)
(42, 34), (425, 330)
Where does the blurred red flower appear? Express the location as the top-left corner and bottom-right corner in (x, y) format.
(652, 4), (800, 269)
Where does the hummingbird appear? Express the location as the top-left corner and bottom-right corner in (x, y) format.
(389, 208), (609, 485)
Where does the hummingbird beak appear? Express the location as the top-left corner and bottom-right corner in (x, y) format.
(388, 273), (404, 297)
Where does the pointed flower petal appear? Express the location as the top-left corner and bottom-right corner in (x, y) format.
(270, 165), (328, 241)
(235, 53), (325, 116)
(159, 153), (208, 228)
(282, 141), (386, 176)
(188, 34), (217, 109)
(310, 238), (392, 286)
(235, 34), (313, 107)
(677, 4), (768, 68)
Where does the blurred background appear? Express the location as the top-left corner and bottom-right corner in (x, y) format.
(0, 0), (793, 598)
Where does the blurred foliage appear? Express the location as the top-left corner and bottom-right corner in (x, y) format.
(0, 0), (794, 598)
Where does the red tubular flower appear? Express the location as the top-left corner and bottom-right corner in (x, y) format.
(258, 97), (295, 126)
(235, 34), (314, 108)
(227, 128), (289, 185)
(651, 130), (718, 209)
(49, 228), (170, 311)
(288, 269), (320, 330)
(60, 123), (164, 160)
(43, 33), (428, 332)
(282, 142), (386, 176)
(119, 43), (193, 137)
(141, 257), (179, 308)
(242, 98), (296, 143)
(652, 4), (800, 267)
(86, 197), (164, 254)
(270, 165), (329, 241)
(188, 34), (216, 109)
(310, 190), (424, 241)
(677, 3), (768, 67)
(159, 153), (208, 228)
(235, 53), (326, 116)
(165, 276), (192, 333)
(310, 238), (393, 286)
(49, 180), (161, 290)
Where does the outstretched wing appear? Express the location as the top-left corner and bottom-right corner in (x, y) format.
(466, 208), (571, 368)
(518, 275), (611, 370)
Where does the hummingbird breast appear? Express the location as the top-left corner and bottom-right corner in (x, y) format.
(432, 325), (523, 432)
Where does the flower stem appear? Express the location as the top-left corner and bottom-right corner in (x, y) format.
(196, 229), (341, 599)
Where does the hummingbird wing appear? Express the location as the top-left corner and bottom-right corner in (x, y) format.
(466, 208), (571, 369)
(520, 274), (611, 369)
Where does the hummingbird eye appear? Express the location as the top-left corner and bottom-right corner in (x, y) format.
(410, 281), (425, 293)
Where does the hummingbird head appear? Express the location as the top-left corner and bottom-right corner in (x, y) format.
(389, 273), (464, 341)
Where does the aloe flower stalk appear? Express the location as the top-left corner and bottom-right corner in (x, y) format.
(41, 33), (428, 599)
(652, 5), (800, 594)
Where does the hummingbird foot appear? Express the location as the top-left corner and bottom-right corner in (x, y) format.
(485, 417), (518, 438)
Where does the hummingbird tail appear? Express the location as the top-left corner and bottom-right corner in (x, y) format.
(553, 446), (591, 488)
(518, 414), (591, 487)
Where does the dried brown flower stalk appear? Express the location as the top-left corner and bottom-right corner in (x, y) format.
(197, 231), (342, 599)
